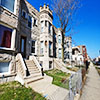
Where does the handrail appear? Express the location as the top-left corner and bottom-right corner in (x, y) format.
(16, 53), (27, 77)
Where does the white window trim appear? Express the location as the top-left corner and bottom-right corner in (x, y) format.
(0, 61), (12, 75)
(14, 0), (17, 15)
(0, 23), (15, 51)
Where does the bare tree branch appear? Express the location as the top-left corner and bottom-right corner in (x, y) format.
(52, 0), (81, 61)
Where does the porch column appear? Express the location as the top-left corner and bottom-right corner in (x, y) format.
(11, 29), (16, 50)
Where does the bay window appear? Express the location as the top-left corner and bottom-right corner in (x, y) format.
(0, 24), (12, 48)
(0, 0), (15, 12)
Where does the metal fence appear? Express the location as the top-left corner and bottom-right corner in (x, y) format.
(69, 69), (82, 100)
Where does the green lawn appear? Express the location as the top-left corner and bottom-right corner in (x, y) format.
(0, 81), (46, 100)
(44, 69), (70, 89)
(96, 67), (100, 76)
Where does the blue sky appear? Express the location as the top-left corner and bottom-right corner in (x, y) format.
(27, 0), (100, 59)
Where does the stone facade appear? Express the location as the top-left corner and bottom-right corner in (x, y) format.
(64, 37), (72, 64)
(72, 46), (84, 66)
(0, 0), (72, 79)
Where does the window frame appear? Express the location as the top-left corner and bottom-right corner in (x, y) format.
(0, 0), (17, 14)
(31, 40), (36, 54)
(28, 14), (32, 28)
(0, 24), (14, 50)
(40, 41), (44, 55)
(22, 10), (27, 19)
(0, 61), (11, 75)
(41, 21), (44, 32)
(58, 48), (62, 59)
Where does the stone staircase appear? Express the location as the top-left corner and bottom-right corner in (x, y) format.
(24, 60), (43, 84)
(54, 59), (75, 74)
(15, 54), (43, 85)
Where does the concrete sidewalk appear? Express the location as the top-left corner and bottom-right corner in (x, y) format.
(80, 65), (100, 100)
(28, 75), (69, 100)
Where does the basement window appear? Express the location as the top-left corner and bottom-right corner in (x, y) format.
(0, 62), (10, 73)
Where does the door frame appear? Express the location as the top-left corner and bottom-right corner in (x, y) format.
(20, 36), (26, 58)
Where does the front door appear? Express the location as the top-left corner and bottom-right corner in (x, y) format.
(20, 36), (26, 58)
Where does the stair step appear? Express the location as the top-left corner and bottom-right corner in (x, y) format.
(24, 73), (42, 79)
(26, 66), (37, 69)
(29, 71), (40, 75)
(25, 76), (43, 84)
(28, 68), (39, 71)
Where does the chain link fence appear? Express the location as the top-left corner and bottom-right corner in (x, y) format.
(69, 69), (82, 100)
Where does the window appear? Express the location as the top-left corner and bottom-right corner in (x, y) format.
(41, 21), (44, 32)
(58, 49), (62, 58)
(0, 24), (12, 48)
(40, 41), (43, 54)
(0, 62), (10, 73)
(31, 41), (35, 53)
(34, 19), (36, 26)
(0, 0), (15, 12)
(22, 10), (27, 19)
(33, 19), (38, 26)
(49, 22), (51, 34)
(58, 35), (61, 43)
(67, 42), (69, 48)
(49, 41), (52, 56)
(45, 21), (47, 27)
(49, 61), (52, 69)
(66, 52), (70, 59)
(28, 15), (32, 28)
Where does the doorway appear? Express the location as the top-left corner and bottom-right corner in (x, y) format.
(20, 36), (26, 58)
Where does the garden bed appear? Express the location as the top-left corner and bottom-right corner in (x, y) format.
(67, 67), (79, 72)
(44, 69), (70, 89)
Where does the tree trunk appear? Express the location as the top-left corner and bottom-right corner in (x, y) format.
(62, 32), (64, 62)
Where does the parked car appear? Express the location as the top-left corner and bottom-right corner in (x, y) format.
(95, 61), (100, 65)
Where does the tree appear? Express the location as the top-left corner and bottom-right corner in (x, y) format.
(52, 0), (81, 62)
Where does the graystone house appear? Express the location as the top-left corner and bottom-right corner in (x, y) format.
(0, 0), (72, 84)
(64, 37), (72, 64)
